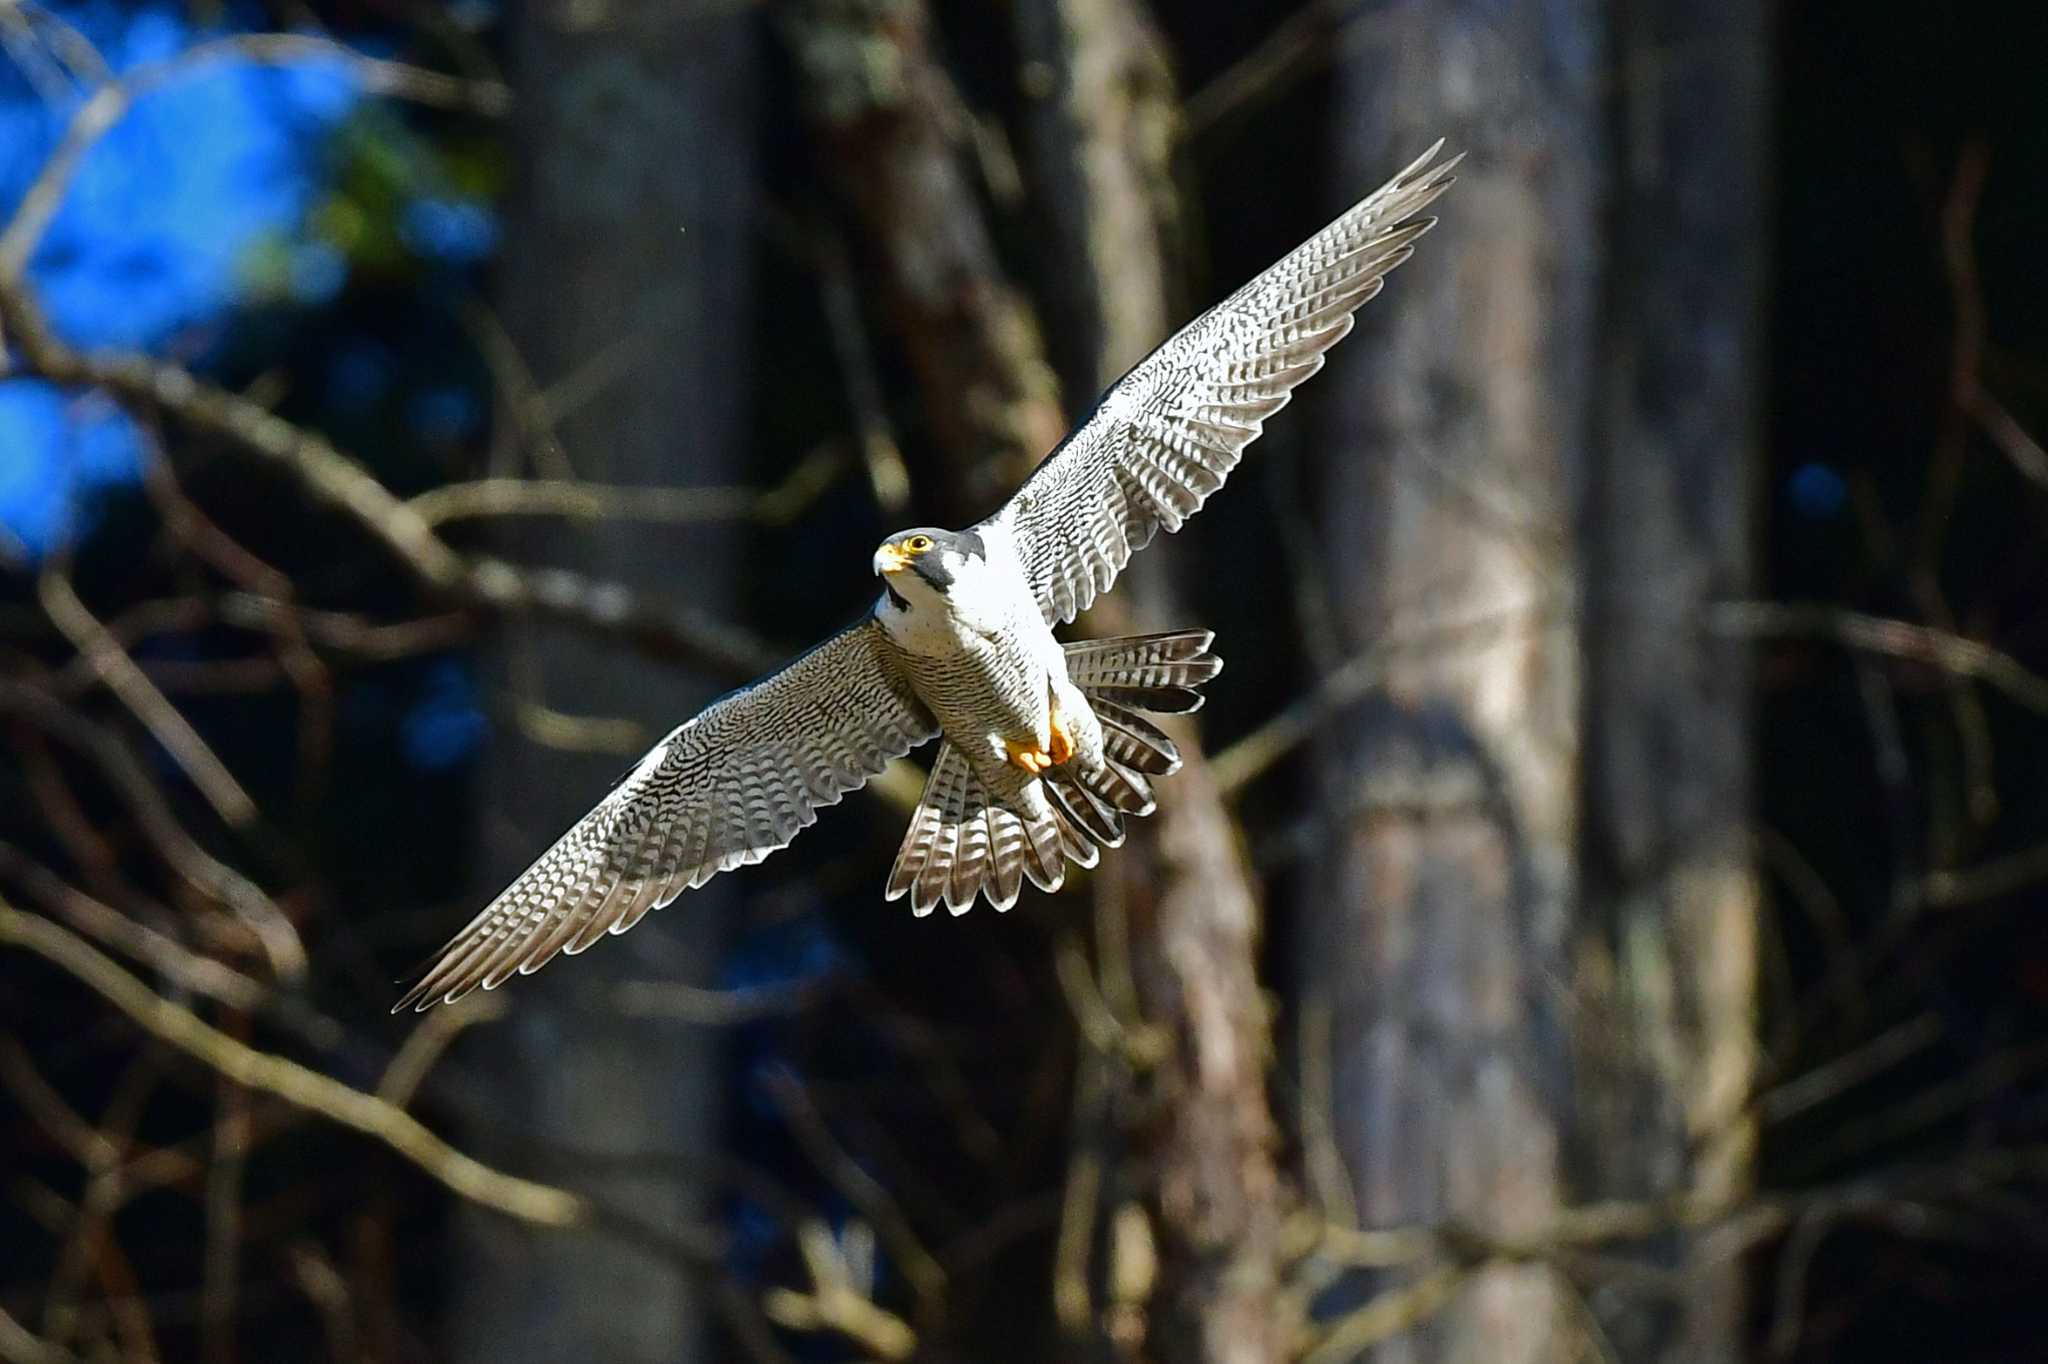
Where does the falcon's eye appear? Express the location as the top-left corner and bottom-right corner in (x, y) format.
(905, 535), (934, 554)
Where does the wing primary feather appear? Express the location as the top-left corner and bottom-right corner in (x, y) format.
(988, 143), (1457, 625)
(398, 619), (935, 1010)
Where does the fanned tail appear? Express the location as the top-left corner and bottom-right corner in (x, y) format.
(884, 630), (1222, 915)
(886, 742), (1071, 916)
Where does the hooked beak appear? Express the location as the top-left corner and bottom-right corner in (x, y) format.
(873, 543), (914, 577)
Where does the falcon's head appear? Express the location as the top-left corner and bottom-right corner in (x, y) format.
(873, 527), (986, 611)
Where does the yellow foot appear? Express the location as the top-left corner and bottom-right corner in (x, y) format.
(1048, 699), (1075, 766)
(1006, 739), (1055, 776)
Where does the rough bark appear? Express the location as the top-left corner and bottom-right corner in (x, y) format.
(1570, 2), (1766, 1358)
(1017, 4), (1290, 1361)
(449, 4), (760, 1362)
(1310, 4), (1604, 1361)
(1312, 2), (1764, 1361)
(780, 0), (1066, 523)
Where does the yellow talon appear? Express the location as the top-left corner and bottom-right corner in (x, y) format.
(1006, 740), (1055, 776)
(1047, 702), (1075, 767)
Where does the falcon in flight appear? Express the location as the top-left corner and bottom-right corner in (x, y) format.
(397, 144), (1457, 1011)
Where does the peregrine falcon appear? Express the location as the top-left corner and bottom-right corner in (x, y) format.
(396, 144), (1456, 1011)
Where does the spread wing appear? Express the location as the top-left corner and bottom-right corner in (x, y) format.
(396, 617), (934, 1011)
(990, 142), (1458, 626)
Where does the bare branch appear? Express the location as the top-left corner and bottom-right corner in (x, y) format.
(0, 898), (585, 1228)
(375, 994), (507, 1110)
(1711, 601), (2048, 715)
(761, 1220), (917, 1361)
(0, 1304), (75, 1364)
(0, 286), (780, 680)
(0, 843), (290, 1026)
(1298, 1266), (1470, 1363)
(765, 1069), (948, 1318)
(1213, 596), (1562, 794)
(38, 563), (260, 832)
(409, 478), (756, 528)
(0, 681), (302, 983)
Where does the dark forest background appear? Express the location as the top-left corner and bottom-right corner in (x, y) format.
(3, 1), (2046, 1362)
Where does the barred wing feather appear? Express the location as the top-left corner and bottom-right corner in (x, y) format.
(990, 142), (1458, 626)
(397, 618), (933, 1010)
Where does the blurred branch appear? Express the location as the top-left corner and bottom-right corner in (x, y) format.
(0, 31), (508, 281)
(1711, 601), (2048, 715)
(0, 1304), (74, 1364)
(0, 680), (302, 982)
(0, 285), (780, 680)
(375, 993), (507, 1109)
(38, 563), (260, 833)
(764, 1069), (948, 1320)
(407, 467), (846, 530)
(46, 595), (472, 690)
(761, 1220), (917, 1361)
(286, 1244), (359, 1364)
(1913, 839), (2048, 910)
(0, 842), (298, 1028)
(1213, 595), (1562, 794)
(1181, 0), (1369, 140)
(137, 439), (336, 805)
(780, 0), (1066, 513)
(0, 897), (586, 1228)
(1298, 1265), (1469, 1364)
(813, 229), (913, 515)
(201, 1023), (252, 1364)
(1283, 1135), (2048, 1356)
(1969, 388), (2048, 492)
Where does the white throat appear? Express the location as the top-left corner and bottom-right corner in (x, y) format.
(874, 524), (1025, 656)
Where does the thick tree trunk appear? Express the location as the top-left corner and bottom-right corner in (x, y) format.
(1311, 13), (1597, 1357)
(1309, 3), (1763, 1361)
(449, 5), (759, 1363)
(1570, 2), (1766, 1358)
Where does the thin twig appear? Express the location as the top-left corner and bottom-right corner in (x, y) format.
(39, 563), (260, 831)
(0, 285), (780, 680)
(1711, 601), (2048, 715)
(764, 1070), (948, 1318)
(376, 993), (507, 1110)
(1213, 596), (1560, 794)
(1299, 1265), (1469, 1363)
(761, 1220), (917, 1361)
(0, 682), (303, 982)
(0, 899), (585, 1227)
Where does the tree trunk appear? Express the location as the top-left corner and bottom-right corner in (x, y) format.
(1016, 4), (1291, 1362)
(1309, 2), (1763, 1361)
(1312, 16), (1595, 1359)
(449, 5), (759, 1363)
(1571, 2), (1765, 1358)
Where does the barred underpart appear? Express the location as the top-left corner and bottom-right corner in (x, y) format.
(885, 630), (1222, 917)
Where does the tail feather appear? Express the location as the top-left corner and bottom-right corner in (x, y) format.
(1074, 758), (1155, 817)
(1018, 804), (1067, 893)
(947, 799), (995, 912)
(1085, 682), (1206, 714)
(1094, 699), (1183, 774)
(1063, 630), (1221, 695)
(987, 804), (1027, 909)
(886, 630), (1222, 914)
(1048, 777), (1124, 848)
